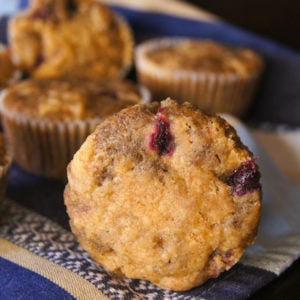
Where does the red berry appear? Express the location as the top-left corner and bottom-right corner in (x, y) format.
(149, 108), (175, 156)
(226, 159), (261, 196)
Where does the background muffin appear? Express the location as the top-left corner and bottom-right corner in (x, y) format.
(0, 134), (12, 214)
(9, 0), (133, 79)
(135, 38), (264, 116)
(0, 45), (21, 90)
(0, 77), (148, 179)
(65, 98), (261, 291)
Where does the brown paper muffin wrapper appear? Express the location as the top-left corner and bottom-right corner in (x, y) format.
(0, 113), (100, 180)
(0, 83), (149, 180)
(135, 38), (263, 116)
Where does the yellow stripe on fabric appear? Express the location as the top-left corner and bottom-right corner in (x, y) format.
(0, 238), (109, 300)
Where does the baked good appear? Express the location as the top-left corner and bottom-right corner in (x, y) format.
(0, 46), (20, 89)
(0, 77), (148, 179)
(9, 0), (133, 79)
(64, 98), (262, 291)
(135, 38), (264, 116)
(0, 134), (12, 213)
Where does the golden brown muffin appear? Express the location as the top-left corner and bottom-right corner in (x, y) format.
(65, 98), (262, 291)
(9, 0), (133, 79)
(0, 77), (148, 179)
(0, 46), (20, 89)
(135, 38), (264, 116)
(0, 134), (12, 213)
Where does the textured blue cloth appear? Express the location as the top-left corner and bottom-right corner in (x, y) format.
(0, 258), (74, 300)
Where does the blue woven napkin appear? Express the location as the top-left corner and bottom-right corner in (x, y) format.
(0, 2), (300, 299)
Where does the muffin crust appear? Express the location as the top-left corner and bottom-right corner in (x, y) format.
(142, 39), (263, 76)
(9, 0), (133, 79)
(1, 77), (144, 121)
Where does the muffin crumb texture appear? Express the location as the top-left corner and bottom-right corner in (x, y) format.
(9, 0), (133, 79)
(65, 99), (261, 291)
(0, 77), (145, 179)
(135, 38), (264, 116)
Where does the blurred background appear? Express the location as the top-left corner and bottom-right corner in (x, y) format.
(186, 0), (300, 51)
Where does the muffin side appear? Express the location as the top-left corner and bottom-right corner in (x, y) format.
(135, 38), (264, 116)
(0, 78), (147, 179)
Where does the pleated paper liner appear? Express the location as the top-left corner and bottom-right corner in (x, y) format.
(135, 38), (263, 116)
(0, 85), (150, 180)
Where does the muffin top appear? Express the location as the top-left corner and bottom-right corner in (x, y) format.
(0, 78), (146, 121)
(9, 0), (133, 79)
(137, 38), (263, 75)
(65, 98), (261, 291)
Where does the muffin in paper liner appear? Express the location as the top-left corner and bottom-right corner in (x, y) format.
(0, 78), (150, 179)
(135, 38), (264, 116)
(0, 133), (12, 213)
(9, 0), (134, 80)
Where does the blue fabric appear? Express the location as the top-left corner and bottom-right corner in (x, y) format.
(0, 258), (75, 300)
(19, 0), (28, 9)
(185, 264), (276, 299)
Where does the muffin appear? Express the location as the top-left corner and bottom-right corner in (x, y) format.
(9, 0), (133, 79)
(135, 38), (264, 116)
(64, 98), (262, 291)
(0, 46), (21, 90)
(0, 77), (148, 179)
(0, 134), (12, 213)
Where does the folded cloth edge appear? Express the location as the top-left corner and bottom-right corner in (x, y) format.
(0, 237), (108, 300)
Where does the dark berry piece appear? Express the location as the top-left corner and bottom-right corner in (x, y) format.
(226, 159), (261, 196)
(149, 108), (175, 156)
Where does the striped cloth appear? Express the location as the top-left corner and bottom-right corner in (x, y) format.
(1, 1), (300, 299)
